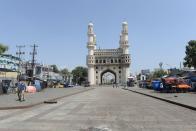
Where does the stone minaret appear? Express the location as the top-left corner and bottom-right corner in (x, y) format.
(87, 22), (96, 85)
(120, 21), (130, 84)
(120, 21), (129, 54)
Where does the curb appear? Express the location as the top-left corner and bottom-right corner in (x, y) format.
(0, 88), (94, 110)
(123, 88), (196, 111)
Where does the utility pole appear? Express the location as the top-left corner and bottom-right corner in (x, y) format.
(30, 44), (38, 79)
(16, 45), (25, 80)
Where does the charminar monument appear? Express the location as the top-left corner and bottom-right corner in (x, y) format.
(86, 22), (130, 85)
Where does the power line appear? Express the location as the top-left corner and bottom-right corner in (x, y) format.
(16, 45), (25, 60)
(16, 45), (25, 73)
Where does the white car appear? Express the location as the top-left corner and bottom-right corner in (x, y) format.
(68, 84), (74, 87)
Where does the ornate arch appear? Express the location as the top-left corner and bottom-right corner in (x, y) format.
(100, 69), (116, 84)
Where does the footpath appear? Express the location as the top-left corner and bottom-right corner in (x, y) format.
(0, 87), (93, 110)
(123, 86), (196, 111)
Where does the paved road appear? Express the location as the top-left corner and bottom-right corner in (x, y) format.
(124, 86), (196, 110)
(0, 86), (196, 131)
(0, 87), (92, 109)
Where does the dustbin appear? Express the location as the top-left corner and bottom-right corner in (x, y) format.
(2, 80), (11, 94)
(152, 80), (162, 91)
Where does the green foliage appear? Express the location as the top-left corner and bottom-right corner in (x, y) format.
(60, 68), (70, 80)
(153, 69), (167, 78)
(0, 43), (8, 54)
(168, 68), (181, 76)
(71, 66), (87, 85)
(61, 68), (69, 76)
(136, 73), (141, 80)
(51, 65), (59, 73)
(184, 40), (196, 69)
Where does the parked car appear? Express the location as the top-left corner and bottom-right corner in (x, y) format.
(84, 81), (90, 87)
(68, 84), (74, 87)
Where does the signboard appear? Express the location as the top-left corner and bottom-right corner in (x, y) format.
(0, 71), (18, 79)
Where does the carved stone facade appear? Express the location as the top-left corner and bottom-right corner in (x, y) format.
(86, 22), (130, 85)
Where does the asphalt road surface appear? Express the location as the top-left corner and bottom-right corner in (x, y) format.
(0, 86), (196, 131)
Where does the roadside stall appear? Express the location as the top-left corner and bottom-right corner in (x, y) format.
(0, 70), (17, 94)
(162, 76), (191, 93)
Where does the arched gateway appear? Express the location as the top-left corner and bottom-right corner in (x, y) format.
(101, 69), (116, 84)
(86, 22), (130, 85)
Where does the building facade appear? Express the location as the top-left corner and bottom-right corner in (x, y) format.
(25, 63), (63, 81)
(86, 22), (131, 85)
(0, 54), (20, 71)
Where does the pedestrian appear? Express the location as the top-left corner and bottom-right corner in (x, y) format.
(116, 83), (118, 88)
(113, 82), (115, 88)
(17, 80), (26, 102)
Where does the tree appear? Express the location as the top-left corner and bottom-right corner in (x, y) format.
(184, 40), (196, 69)
(153, 69), (167, 78)
(136, 73), (141, 80)
(60, 68), (70, 81)
(50, 65), (59, 73)
(0, 43), (8, 54)
(71, 66), (87, 85)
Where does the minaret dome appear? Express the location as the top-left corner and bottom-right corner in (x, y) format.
(88, 22), (93, 26)
(122, 21), (128, 25)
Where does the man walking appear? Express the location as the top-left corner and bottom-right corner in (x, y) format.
(17, 80), (26, 102)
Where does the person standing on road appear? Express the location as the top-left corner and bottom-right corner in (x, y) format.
(17, 80), (26, 102)
(113, 82), (115, 88)
(116, 83), (119, 88)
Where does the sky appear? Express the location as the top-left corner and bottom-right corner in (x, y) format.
(0, 0), (196, 74)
